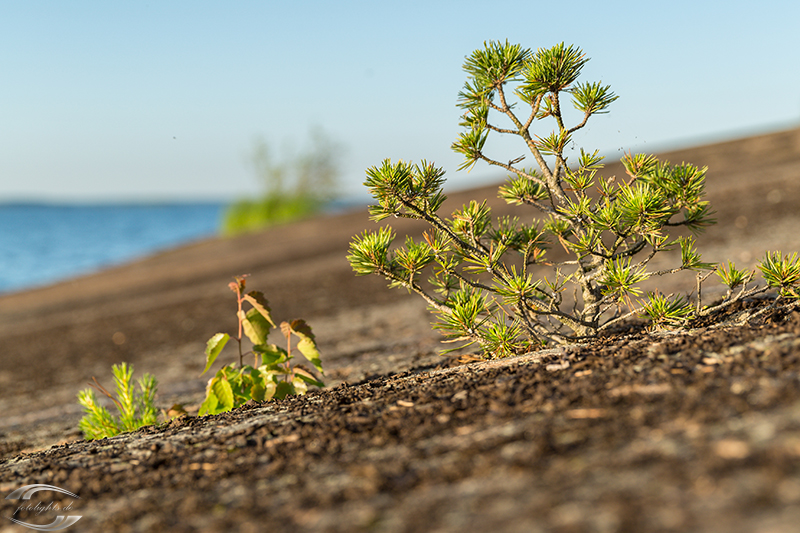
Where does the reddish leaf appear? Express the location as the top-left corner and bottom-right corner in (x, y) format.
(286, 320), (323, 375)
(244, 291), (276, 327)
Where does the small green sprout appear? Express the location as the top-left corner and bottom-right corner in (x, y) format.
(716, 261), (754, 292)
(640, 293), (694, 329)
(77, 362), (158, 440)
(758, 251), (800, 299)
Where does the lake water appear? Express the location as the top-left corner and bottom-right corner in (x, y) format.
(0, 203), (225, 294)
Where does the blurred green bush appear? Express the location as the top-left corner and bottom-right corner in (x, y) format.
(223, 129), (341, 235)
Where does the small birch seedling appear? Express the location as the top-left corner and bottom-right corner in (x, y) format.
(199, 275), (325, 416)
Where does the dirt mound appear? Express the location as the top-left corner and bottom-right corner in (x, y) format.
(1, 127), (800, 532)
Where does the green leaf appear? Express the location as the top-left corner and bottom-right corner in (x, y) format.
(286, 319), (324, 375)
(261, 379), (277, 401)
(459, 103), (489, 131)
(255, 343), (288, 367)
(488, 216), (520, 249)
(274, 381), (296, 400)
(202, 333), (230, 375)
(292, 374), (309, 395)
(198, 392), (218, 416)
(243, 307), (272, 345)
(515, 223), (549, 262)
(77, 365), (159, 439)
(564, 227), (602, 258)
(220, 363), (242, 380)
(544, 216), (571, 238)
(211, 376), (234, 413)
(577, 148), (604, 171)
(250, 382), (266, 402)
(293, 366), (325, 388)
(563, 169), (595, 194)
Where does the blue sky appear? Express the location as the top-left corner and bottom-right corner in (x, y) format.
(1, 0), (798, 202)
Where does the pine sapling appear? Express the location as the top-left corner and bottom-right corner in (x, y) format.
(77, 362), (158, 440)
(348, 40), (800, 358)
